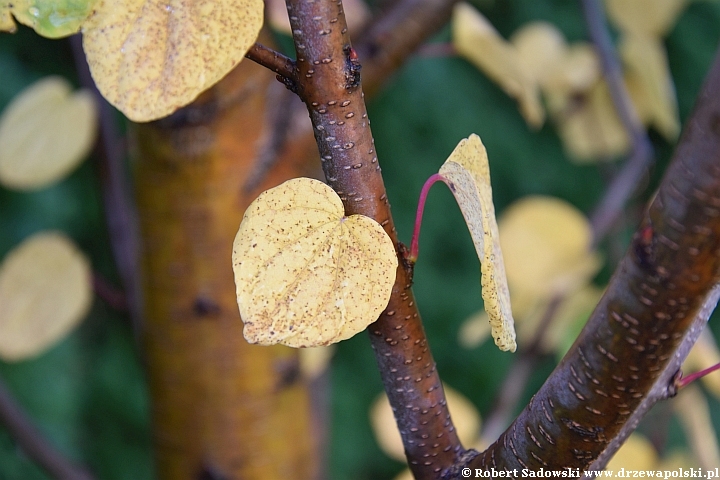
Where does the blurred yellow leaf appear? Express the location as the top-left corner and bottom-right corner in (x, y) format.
(370, 384), (481, 462)
(621, 33), (680, 141)
(606, 433), (658, 471)
(605, 0), (689, 37)
(439, 134), (516, 352)
(498, 196), (601, 300)
(675, 385), (720, 470)
(452, 3), (544, 128)
(512, 23), (600, 96)
(299, 345), (336, 381)
(511, 21), (566, 88)
(0, 231), (92, 361)
(458, 310), (492, 349)
(232, 178), (397, 348)
(81, 0), (263, 122)
(684, 329), (720, 399)
(3, 0), (97, 38)
(266, 0), (369, 35)
(0, 76), (97, 190)
(548, 80), (630, 162)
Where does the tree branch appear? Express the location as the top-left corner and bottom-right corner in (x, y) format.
(284, 0), (464, 477)
(463, 46), (720, 475)
(0, 377), (94, 480)
(245, 42), (297, 82)
(354, 0), (460, 96)
(581, 0), (654, 244)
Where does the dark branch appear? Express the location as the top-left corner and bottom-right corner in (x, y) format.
(0, 378), (95, 480)
(581, 0), (654, 244)
(465, 46), (720, 474)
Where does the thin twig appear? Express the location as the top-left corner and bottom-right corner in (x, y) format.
(0, 377), (95, 480)
(581, 0), (654, 244)
(245, 42), (297, 82)
(70, 35), (144, 336)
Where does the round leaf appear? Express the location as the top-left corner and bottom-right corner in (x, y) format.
(0, 76), (98, 190)
(0, 231), (92, 361)
(81, 0), (264, 122)
(232, 178), (397, 348)
(498, 196), (601, 299)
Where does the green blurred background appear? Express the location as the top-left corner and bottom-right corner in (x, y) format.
(1, 1), (720, 479)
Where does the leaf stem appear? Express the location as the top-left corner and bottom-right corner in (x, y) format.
(677, 363), (720, 390)
(409, 173), (446, 262)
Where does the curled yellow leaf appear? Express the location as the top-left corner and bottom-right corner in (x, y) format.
(232, 178), (397, 348)
(0, 231), (92, 361)
(81, 0), (263, 122)
(370, 384), (481, 462)
(452, 3), (544, 128)
(0, 76), (97, 190)
(439, 134), (516, 352)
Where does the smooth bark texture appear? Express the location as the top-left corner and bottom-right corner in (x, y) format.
(464, 48), (720, 475)
(285, 1), (464, 478)
(133, 56), (321, 479)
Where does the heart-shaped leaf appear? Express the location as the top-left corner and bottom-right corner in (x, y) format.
(232, 178), (397, 348)
(81, 0), (264, 122)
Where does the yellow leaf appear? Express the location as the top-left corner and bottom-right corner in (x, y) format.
(452, 3), (544, 128)
(81, 0), (263, 122)
(547, 44), (601, 94)
(0, 231), (92, 361)
(370, 384), (481, 462)
(549, 80), (630, 162)
(675, 385), (720, 470)
(0, 76), (97, 190)
(605, 0), (689, 37)
(5, 0), (97, 38)
(511, 21), (567, 88)
(621, 33), (680, 141)
(606, 433), (658, 471)
(1, 5), (16, 32)
(439, 134), (516, 352)
(299, 345), (336, 381)
(232, 178), (397, 348)
(498, 196), (601, 301)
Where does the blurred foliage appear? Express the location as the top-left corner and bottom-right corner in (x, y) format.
(0, 1), (719, 479)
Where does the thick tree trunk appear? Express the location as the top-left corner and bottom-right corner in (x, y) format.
(133, 55), (322, 479)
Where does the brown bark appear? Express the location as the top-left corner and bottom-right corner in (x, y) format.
(133, 54), (321, 479)
(284, 1), (465, 478)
